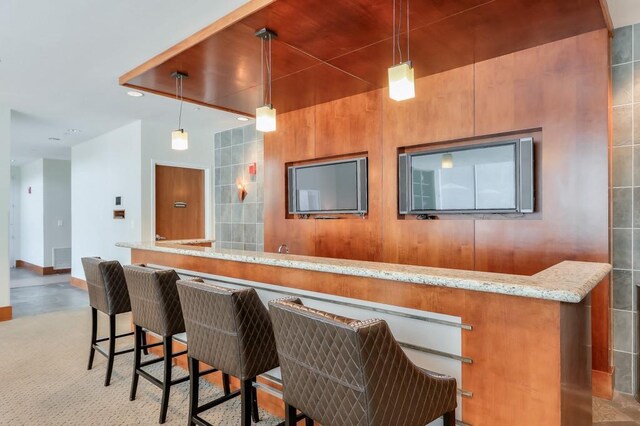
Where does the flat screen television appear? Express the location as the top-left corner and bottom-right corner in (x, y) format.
(398, 138), (534, 214)
(288, 157), (368, 215)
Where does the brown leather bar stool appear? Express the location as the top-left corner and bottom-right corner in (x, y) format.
(124, 265), (215, 424)
(269, 298), (458, 426)
(81, 257), (146, 386)
(176, 279), (280, 426)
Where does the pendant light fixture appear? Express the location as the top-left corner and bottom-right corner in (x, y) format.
(171, 71), (189, 150)
(255, 28), (277, 132)
(388, 0), (415, 101)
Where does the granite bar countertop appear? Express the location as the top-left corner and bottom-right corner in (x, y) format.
(116, 240), (611, 303)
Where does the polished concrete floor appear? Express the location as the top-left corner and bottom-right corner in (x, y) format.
(10, 266), (72, 288)
(10, 267), (87, 318)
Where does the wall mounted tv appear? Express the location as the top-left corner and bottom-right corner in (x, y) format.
(288, 157), (368, 215)
(399, 138), (534, 215)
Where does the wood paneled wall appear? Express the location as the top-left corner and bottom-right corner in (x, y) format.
(264, 29), (611, 373)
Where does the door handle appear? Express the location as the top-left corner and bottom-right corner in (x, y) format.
(156, 234), (167, 241)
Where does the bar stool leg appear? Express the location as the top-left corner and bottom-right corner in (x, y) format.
(87, 308), (97, 370)
(188, 357), (199, 426)
(222, 373), (231, 396)
(159, 337), (173, 424)
(284, 403), (297, 426)
(104, 314), (116, 386)
(443, 410), (456, 426)
(240, 379), (252, 426)
(141, 330), (149, 355)
(251, 377), (260, 423)
(130, 325), (141, 401)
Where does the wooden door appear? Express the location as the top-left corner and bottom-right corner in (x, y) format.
(155, 165), (205, 241)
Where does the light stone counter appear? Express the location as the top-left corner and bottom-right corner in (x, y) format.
(117, 240), (611, 303)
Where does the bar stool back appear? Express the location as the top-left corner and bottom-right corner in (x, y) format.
(176, 279), (279, 426)
(269, 298), (458, 426)
(123, 265), (189, 424)
(81, 257), (135, 386)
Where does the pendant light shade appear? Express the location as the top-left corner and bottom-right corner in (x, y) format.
(389, 0), (415, 101)
(171, 129), (189, 151)
(256, 104), (277, 132)
(171, 71), (189, 150)
(388, 61), (415, 101)
(441, 153), (453, 169)
(255, 28), (277, 133)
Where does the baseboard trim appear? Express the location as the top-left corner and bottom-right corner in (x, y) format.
(593, 367), (614, 400)
(70, 277), (87, 291)
(16, 260), (70, 276)
(0, 306), (12, 322)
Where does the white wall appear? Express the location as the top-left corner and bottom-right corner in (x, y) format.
(9, 166), (20, 268)
(18, 159), (44, 267)
(140, 120), (214, 241)
(71, 121), (142, 280)
(0, 106), (10, 307)
(43, 159), (71, 267)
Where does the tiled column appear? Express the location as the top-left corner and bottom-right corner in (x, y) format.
(612, 24), (639, 394)
(213, 124), (264, 251)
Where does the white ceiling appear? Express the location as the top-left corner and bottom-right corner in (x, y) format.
(0, 0), (252, 165)
(606, 0), (640, 28)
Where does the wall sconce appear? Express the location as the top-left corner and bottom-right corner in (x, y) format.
(237, 180), (247, 202)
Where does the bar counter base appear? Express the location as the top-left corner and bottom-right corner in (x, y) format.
(131, 248), (595, 426)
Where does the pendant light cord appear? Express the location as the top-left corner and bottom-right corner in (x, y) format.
(397, 0), (403, 64)
(261, 34), (272, 106)
(175, 75), (184, 130)
(268, 35), (272, 106)
(406, 0), (410, 62)
(392, 0), (410, 65)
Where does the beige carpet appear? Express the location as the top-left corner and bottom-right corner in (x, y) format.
(0, 308), (282, 425)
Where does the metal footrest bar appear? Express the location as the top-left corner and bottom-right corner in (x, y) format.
(253, 380), (283, 399)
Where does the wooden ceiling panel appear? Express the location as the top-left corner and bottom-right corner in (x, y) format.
(125, 21), (321, 112)
(121, 0), (608, 116)
(328, 0), (607, 88)
(271, 64), (374, 113)
(238, 0), (491, 62)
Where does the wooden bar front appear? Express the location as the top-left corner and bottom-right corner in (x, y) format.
(132, 248), (593, 426)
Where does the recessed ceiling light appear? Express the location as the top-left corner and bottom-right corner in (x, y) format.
(66, 129), (81, 134)
(127, 90), (144, 97)
(48, 137), (61, 141)
(237, 116), (250, 121)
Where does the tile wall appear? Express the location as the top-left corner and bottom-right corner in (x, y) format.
(612, 24), (640, 394)
(214, 124), (264, 251)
